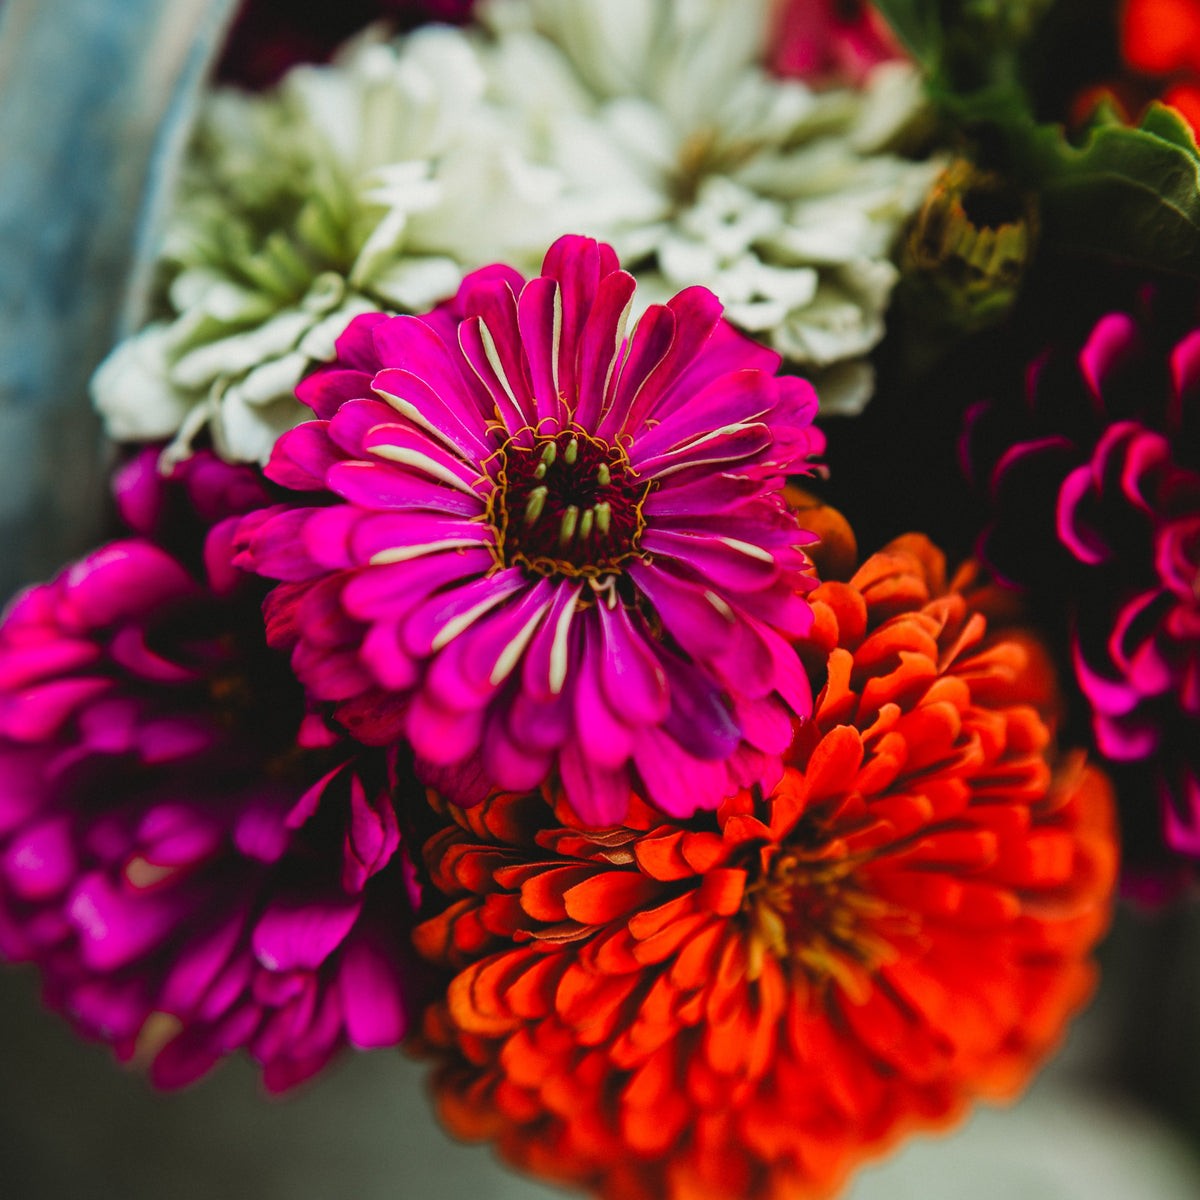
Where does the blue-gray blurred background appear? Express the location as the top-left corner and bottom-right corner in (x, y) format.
(2, 2), (1200, 1197)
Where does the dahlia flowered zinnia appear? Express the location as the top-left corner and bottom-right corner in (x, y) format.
(413, 535), (1117, 1200)
(237, 235), (824, 825)
(0, 452), (422, 1090)
(964, 295), (1200, 864)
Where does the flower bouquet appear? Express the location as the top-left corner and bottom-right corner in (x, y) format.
(3, 1), (1200, 1197)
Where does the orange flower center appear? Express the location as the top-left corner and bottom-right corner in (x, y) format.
(745, 831), (900, 995)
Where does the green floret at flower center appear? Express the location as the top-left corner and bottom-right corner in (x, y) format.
(491, 430), (651, 579)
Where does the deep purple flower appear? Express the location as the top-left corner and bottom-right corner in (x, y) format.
(964, 302), (1200, 867)
(236, 235), (824, 825)
(0, 453), (421, 1090)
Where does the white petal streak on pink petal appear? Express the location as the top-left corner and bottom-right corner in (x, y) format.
(371, 369), (494, 461)
(458, 317), (533, 443)
(633, 423), (771, 478)
(366, 438), (482, 495)
(517, 277), (563, 429)
(402, 570), (526, 657)
(489, 591), (555, 687)
(368, 538), (489, 566)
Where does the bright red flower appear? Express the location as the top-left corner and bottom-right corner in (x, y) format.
(412, 536), (1118, 1200)
(1117, 0), (1200, 133)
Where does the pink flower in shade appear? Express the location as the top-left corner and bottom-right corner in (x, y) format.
(0, 453), (422, 1091)
(964, 300), (1200, 869)
(237, 235), (825, 826)
(770, 0), (903, 87)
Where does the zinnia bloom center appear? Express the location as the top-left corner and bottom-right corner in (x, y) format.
(746, 824), (897, 991)
(491, 430), (650, 578)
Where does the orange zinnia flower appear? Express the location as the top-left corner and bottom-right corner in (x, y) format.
(412, 536), (1119, 1200)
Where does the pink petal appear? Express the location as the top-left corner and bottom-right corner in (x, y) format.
(252, 893), (362, 972)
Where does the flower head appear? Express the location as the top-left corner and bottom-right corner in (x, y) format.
(477, 0), (939, 413)
(237, 235), (824, 825)
(0, 454), (421, 1090)
(769, 0), (903, 87)
(964, 296), (1200, 867)
(92, 24), (564, 465)
(1120, 0), (1200, 132)
(412, 535), (1117, 1200)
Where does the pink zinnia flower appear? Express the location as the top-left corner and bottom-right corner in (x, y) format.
(237, 235), (824, 825)
(770, 0), (903, 87)
(964, 294), (1200, 873)
(0, 454), (421, 1091)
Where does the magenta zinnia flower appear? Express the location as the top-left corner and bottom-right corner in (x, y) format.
(770, 0), (903, 86)
(964, 298), (1200, 869)
(0, 453), (421, 1090)
(237, 235), (824, 825)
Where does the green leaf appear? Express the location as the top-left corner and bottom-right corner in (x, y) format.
(870, 0), (943, 71)
(1023, 104), (1200, 276)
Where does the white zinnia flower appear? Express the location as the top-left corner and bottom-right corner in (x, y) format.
(477, 0), (940, 413)
(93, 25), (568, 464)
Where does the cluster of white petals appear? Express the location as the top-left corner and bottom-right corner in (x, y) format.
(94, 1), (940, 464)
(477, 0), (940, 414)
(93, 26), (567, 464)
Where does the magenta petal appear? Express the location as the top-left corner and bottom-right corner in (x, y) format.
(295, 366), (374, 419)
(371, 366), (495, 461)
(598, 303), (675, 441)
(634, 424), (773, 479)
(630, 369), (777, 463)
(252, 893), (362, 972)
(506, 686), (573, 754)
(361, 621), (421, 690)
(160, 915), (245, 1012)
(613, 285), (725, 439)
(521, 581), (584, 701)
(406, 691), (486, 764)
(326, 460), (485, 516)
(325, 397), (409, 458)
(0, 637), (101, 691)
(627, 562), (738, 660)
(0, 677), (111, 741)
(64, 542), (197, 627)
(484, 709), (553, 790)
(333, 312), (389, 372)
(267, 421), (345, 491)
(558, 738), (631, 826)
(1078, 312), (1138, 403)
(595, 601), (669, 724)
(339, 933), (407, 1048)
(541, 235), (605, 407)
(517, 275), (566, 428)
(632, 725), (733, 818)
(340, 550), (491, 622)
(458, 314), (535, 442)
(401, 568), (525, 658)
(572, 613), (635, 768)
(574, 269), (637, 430)
(370, 313), (489, 426)
(2, 816), (75, 900)
(248, 508), (329, 581)
(68, 875), (181, 971)
(642, 528), (780, 592)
